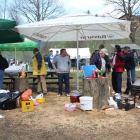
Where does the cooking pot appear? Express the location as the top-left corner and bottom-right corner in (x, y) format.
(70, 94), (81, 103)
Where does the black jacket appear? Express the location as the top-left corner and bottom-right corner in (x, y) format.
(116, 52), (135, 70)
(0, 55), (9, 71)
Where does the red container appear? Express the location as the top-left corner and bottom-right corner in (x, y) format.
(92, 69), (95, 78)
(70, 94), (81, 103)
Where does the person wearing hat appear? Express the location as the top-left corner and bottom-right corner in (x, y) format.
(0, 51), (9, 89)
(90, 48), (109, 77)
(90, 44), (111, 74)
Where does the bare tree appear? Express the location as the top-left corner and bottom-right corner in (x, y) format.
(0, 0), (8, 19)
(105, 0), (140, 43)
(10, 0), (65, 23)
(9, 9), (24, 25)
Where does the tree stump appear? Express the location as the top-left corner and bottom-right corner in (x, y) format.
(82, 78), (110, 109)
(15, 77), (29, 92)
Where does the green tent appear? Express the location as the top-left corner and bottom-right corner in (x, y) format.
(0, 38), (38, 51)
(0, 38), (38, 63)
(0, 19), (24, 44)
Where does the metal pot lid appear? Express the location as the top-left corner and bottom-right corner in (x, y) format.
(70, 93), (81, 96)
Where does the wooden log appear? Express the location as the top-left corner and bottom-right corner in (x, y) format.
(15, 77), (29, 92)
(82, 78), (110, 109)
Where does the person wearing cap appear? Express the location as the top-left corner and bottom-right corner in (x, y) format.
(90, 48), (109, 77)
(0, 51), (9, 89)
(90, 44), (111, 73)
(111, 45), (124, 100)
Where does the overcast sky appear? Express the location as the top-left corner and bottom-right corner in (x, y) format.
(59, 0), (112, 16)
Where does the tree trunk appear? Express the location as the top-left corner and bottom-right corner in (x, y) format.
(15, 77), (29, 92)
(82, 78), (110, 109)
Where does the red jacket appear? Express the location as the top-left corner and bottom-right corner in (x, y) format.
(111, 52), (124, 72)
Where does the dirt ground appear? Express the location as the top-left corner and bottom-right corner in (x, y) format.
(0, 73), (140, 140)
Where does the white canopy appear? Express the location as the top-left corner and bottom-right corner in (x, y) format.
(50, 48), (90, 59)
(14, 12), (131, 42)
(110, 44), (140, 50)
(14, 12), (131, 90)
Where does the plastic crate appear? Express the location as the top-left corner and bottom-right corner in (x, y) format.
(117, 101), (135, 111)
(19, 100), (34, 112)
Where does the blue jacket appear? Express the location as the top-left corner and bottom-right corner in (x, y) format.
(116, 52), (135, 70)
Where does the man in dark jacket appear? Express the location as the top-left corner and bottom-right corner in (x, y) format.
(90, 48), (109, 77)
(115, 46), (135, 95)
(0, 52), (9, 89)
(90, 44), (110, 73)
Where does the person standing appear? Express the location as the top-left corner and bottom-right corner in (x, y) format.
(0, 52), (9, 89)
(47, 50), (54, 77)
(33, 48), (47, 95)
(44, 54), (48, 63)
(48, 50), (53, 70)
(90, 44), (110, 74)
(52, 49), (71, 96)
(90, 48), (109, 77)
(53, 50), (59, 59)
(111, 45), (124, 100)
(115, 46), (135, 96)
(7, 57), (10, 64)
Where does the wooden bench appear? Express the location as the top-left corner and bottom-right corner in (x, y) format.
(3, 81), (14, 90)
(28, 76), (73, 86)
(29, 81), (61, 85)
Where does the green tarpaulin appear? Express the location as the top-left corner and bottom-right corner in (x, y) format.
(0, 19), (24, 44)
(0, 38), (38, 51)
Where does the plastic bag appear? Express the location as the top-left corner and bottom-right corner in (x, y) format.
(35, 93), (43, 99)
(0, 89), (10, 94)
(28, 96), (35, 100)
(108, 97), (118, 109)
(0, 93), (10, 103)
(33, 99), (40, 106)
(16, 97), (20, 107)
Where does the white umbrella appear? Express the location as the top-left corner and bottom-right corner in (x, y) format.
(14, 12), (131, 90)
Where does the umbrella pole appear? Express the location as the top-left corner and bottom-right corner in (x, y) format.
(76, 30), (79, 90)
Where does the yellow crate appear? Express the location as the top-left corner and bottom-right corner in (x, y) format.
(19, 100), (34, 112)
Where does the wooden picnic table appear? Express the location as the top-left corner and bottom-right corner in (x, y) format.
(3, 73), (73, 90)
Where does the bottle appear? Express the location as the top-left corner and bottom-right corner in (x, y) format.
(100, 69), (103, 76)
(21, 66), (25, 78)
(18, 69), (21, 77)
(95, 69), (98, 78)
(25, 64), (28, 71)
(92, 69), (95, 78)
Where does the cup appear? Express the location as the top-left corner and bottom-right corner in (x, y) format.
(21, 72), (25, 78)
